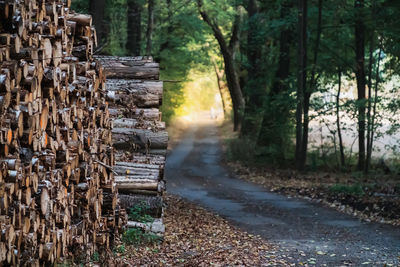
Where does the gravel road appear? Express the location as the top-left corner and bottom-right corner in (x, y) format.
(166, 119), (400, 266)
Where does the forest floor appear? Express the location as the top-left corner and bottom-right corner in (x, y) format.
(98, 194), (287, 266)
(228, 162), (400, 227)
(164, 115), (400, 266)
(85, 115), (400, 266)
(218, 120), (400, 227)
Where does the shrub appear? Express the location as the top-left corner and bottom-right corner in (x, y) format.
(122, 228), (160, 246)
(128, 202), (154, 223)
(329, 183), (365, 196)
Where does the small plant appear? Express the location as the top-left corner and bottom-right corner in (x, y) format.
(55, 262), (72, 267)
(113, 244), (126, 254)
(329, 183), (365, 196)
(91, 251), (100, 262)
(122, 227), (160, 246)
(128, 202), (154, 223)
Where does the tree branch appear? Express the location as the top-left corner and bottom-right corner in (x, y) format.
(228, 11), (241, 51)
(197, 0), (230, 55)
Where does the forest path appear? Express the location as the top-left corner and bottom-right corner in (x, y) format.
(166, 117), (400, 266)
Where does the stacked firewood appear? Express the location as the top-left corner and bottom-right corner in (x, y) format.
(95, 56), (167, 231)
(0, 1), (123, 265)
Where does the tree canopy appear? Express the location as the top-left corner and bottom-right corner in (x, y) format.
(74, 0), (400, 172)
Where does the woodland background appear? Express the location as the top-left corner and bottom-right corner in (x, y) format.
(73, 0), (400, 174)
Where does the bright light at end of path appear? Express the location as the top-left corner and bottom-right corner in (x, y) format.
(173, 69), (227, 122)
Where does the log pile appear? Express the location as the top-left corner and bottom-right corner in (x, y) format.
(0, 1), (123, 265)
(95, 56), (167, 231)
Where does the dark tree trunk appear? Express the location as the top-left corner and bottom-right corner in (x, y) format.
(160, 0), (173, 53)
(299, 0), (322, 170)
(127, 0), (142, 56)
(241, 0), (263, 137)
(337, 70), (345, 167)
(366, 38), (374, 173)
(89, 0), (106, 46)
(271, 2), (292, 96)
(295, 0), (308, 170)
(213, 62), (227, 115)
(355, 0), (366, 171)
(197, 0), (245, 131)
(223, 49), (245, 131)
(257, 0), (292, 157)
(367, 46), (383, 173)
(146, 0), (155, 56)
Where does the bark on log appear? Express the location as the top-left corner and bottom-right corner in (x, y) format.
(115, 179), (160, 190)
(94, 56), (159, 80)
(114, 152), (166, 166)
(108, 108), (161, 121)
(112, 128), (168, 150)
(106, 79), (163, 108)
(114, 162), (162, 179)
(112, 118), (165, 130)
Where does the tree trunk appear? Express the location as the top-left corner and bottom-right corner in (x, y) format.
(366, 39), (373, 173)
(355, 0), (366, 171)
(367, 46), (383, 172)
(197, 0), (245, 131)
(89, 0), (106, 46)
(213, 62), (227, 115)
(146, 0), (155, 56)
(127, 0), (142, 56)
(257, 1), (292, 160)
(337, 69), (345, 167)
(160, 0), (173, 53)
(241, 0), (263, 137)
(222, 49), (245, 131)
(299, 0), (322, 170)
(295, 0), (308, 170)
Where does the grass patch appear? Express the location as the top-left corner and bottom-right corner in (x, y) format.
(128, 202), (154, 223)
(123, 202), (160, 246)
(91, 251), (100, 262)
(329, 183), (365, 196)
(122, 228), (161, 246)
(226, 137), (256, 163)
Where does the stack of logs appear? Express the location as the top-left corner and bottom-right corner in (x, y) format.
(95, 56), (167, 232)
(0, 1), (123, 265)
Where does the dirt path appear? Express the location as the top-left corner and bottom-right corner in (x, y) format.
(166, 119), (400, 266)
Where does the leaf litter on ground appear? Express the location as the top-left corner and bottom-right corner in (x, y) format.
(226, 161), (400, 227)
(100, 194), (289, 266)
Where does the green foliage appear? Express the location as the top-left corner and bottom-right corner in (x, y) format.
(122, 228), (160, 246)
(91, 251), (100, 262)
(114, 244), (126, 254)
(70, 0), (88, 13)
(154, 1), (215, 123)
(103, 0), (128, 55)
(71, 0), (400, 172)
(226, 137), (256, 163)
(128, 202), (154, 223)
(329, 183), (365, 196)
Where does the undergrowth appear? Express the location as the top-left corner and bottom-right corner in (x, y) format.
(329, 183), (365, 196)
(122, 228), (161, 246)
(128, 202), (154, 223)
(122, 203), (160, 246)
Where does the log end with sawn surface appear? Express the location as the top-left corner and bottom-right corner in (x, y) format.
(0, 1), (125, 265)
